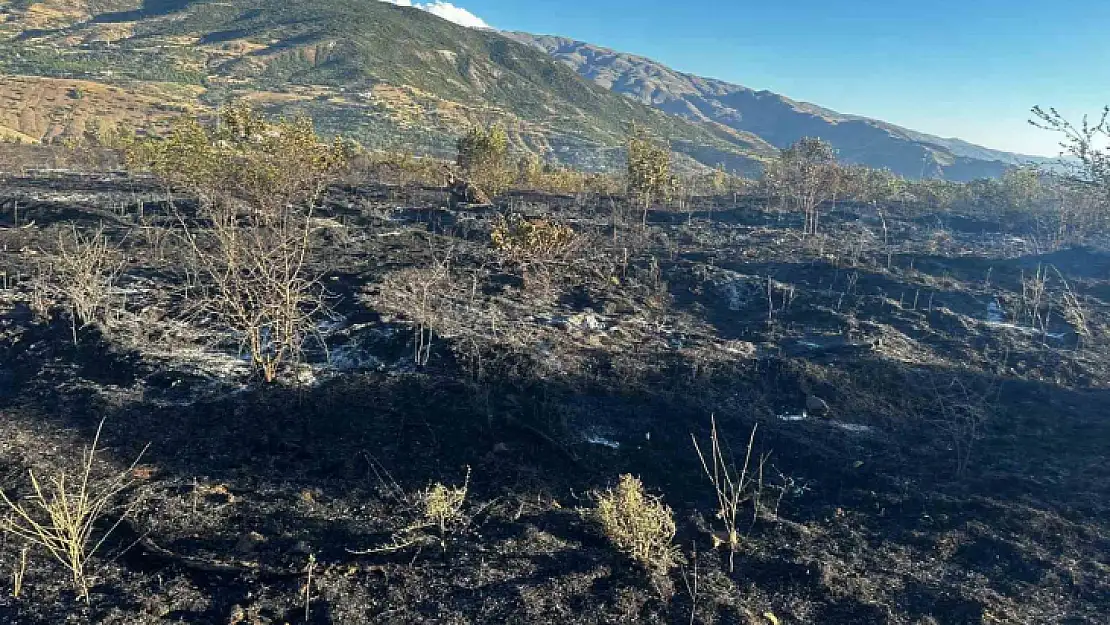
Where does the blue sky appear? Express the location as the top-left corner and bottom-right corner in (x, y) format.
(397, 0), (1110, 157)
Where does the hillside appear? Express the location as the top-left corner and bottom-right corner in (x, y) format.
(0, 0), (777, 173)
(0, 2), (1066, 179)
(504, 33), (1057, 181)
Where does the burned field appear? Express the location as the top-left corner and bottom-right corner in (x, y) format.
(0, 171), (1108, 624)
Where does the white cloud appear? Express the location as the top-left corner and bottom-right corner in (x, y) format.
(379, 0), (492, 30)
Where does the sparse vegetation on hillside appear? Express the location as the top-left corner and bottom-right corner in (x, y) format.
(1, 15), (1110, 620)
(0, 139), (1108, 622)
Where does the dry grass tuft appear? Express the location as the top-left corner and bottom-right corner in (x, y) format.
(491, 213), (579, 263)
(348, 466), (472, 555)
(0, 419), (147, 601)
(11, 547), (28, 599)
(423, 466), (471, 541)
(592, 474), (681, 574)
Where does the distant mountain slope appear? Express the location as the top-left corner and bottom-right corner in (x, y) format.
(0, 2), (1060, 180)
(504, 32), (1058, 181)
(0, 0), (777, 173)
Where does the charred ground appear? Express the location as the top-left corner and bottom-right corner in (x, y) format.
(0, 171), (1108, 624)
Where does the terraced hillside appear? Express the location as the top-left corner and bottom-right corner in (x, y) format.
(0, 0), (776, 172)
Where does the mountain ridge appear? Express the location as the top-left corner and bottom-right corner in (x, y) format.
(503, 32), (1060, 181)
(0, 1), (1061, 180)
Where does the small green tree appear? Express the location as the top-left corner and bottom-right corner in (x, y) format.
(456, 125), (514, 197)
(626, 123), (671, 224)
(707, 163), (729, 195)
(516, 153), (542, 187)
(766, 137), (841, 235)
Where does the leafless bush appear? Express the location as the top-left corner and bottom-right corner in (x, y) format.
(127, 104), (351, 382)
(691, 417), (766, 572)
(372, 253), (457, 366)
(0, 420), (147, 601)
(36, 225), (125, 342)
(181, 208), (328, 382)
(366, 254), (600, 403)
(910, 369), (1002, 478)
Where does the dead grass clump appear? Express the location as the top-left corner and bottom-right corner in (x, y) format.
(491, 213), (578, 263)
(423, 466), (471, 541)
(0, 420), (147, 601)
(348, 466), (472, 554)
(1051, 266), (1092, 346)
(592, 474), (681, 574)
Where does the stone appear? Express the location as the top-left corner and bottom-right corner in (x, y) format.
(805, 395), (831, 417)
(234, 531), (266, 554)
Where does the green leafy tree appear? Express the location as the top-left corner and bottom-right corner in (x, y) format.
(456, 125), (514, 197)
